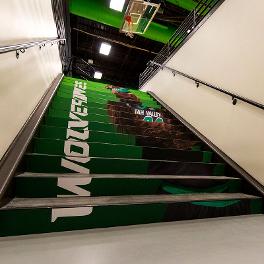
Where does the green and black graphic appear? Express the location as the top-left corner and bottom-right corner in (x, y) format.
(0, 77), (262, 237)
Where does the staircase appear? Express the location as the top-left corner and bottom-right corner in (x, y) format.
(0, 76), (262, 237)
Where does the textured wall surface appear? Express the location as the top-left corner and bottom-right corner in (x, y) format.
(0, 0), (62, 159)
(142, 0), (264, 185)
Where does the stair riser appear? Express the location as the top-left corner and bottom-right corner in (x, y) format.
(57, 84), (155, 98)
(42, 117), (183, 136)
(39, 124), (201, 149)
(47, 107), (175, 125)
(48, 106), (177, 125)
(56, 92), (157, 106)
(0, 199), (261, 237)
(31, 138), (212, 162)
(53, 94), (160, 109)
(50, 103), (170, 120)
(24, 154), (225, 175)
(56, 86), (155, 100)
(42, 116), (195, 142)
(15, 177), (240, 198)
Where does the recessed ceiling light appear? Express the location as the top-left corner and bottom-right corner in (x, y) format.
(110, 0), (125, 12)
(99, 42), (112, 56)
(94, 71), (102, 79)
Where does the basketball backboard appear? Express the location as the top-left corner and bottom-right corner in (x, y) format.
(121, 0), (160, 37)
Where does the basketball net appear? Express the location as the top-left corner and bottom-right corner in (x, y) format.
(124, 15), (134, 38)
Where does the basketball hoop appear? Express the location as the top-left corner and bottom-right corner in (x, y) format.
(124, 15), (134, 38)
(120, 0), (160, 38)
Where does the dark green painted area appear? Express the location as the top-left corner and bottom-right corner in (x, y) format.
(48, 109), (113, 123)
(33, 138), (143, 159)
(53, 93), (159, 108)
(39, 125), (136, 145)
(52, 94), (160, 109)
(250, 199), (263, 214)
(15, 178), (58, 198)
(25, 153), (224, 175)
(25, 154), (150, 174)
(166, 0), (197, 11)
(15, 177), (163, 198)
(192, 200), (241, 208)
(213, 164), (225, 176)
(0, 204), (167, 237)
(61, 77), (152, 99)
(57, 87), (155, 102)
(49, 104), (123, 117)
(43, 116), (119, 133)
(32, 137), (210, 163)
(163, 180), (241, 195)
(203, 151), (213, 163)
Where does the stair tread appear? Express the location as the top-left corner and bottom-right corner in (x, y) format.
(25, 152), (221, 164)
(2, 193), (259, 210)
(44, 118), (185, 135)
(17, 173), (240, 180)
(33, 137), (202, 152)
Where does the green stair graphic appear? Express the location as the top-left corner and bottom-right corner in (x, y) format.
(0, 76), (262, 237)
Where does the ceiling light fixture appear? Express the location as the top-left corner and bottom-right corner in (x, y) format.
(94, 71), (102, 79)
(99, 42), (112, 55)
(110, 0), (125, 12)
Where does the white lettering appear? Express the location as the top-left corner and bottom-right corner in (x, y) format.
(61, 158), (90, 173)
(52, 207), (93, 222)
(67, 128), (89, 141)
(57, 177), (92, 196)
(64, 140), (89, 157)
(53, 81), (93, 221)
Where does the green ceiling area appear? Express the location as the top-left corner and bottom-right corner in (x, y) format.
(166, 0), (197, 11)
(69, 0), (198, 43)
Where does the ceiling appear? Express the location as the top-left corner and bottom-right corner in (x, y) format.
(69, 0), (198, 88)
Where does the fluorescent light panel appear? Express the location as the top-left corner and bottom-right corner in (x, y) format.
(99, 42), (111, 55)
(110, 0), (125, 12)
(94, 71), (102, 79)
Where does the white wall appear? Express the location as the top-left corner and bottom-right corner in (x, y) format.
(1, 215), (264, 264)
(142, 0), (264, 185)
(0, 0), (62, 159)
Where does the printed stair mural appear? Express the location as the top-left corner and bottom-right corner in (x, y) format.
(0, 77), (262, 236)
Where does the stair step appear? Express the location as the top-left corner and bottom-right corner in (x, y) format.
(49, 104), (173, 120)
(38, 124), (201, 149)
(31, 138), (211, 162)
(56, 88), (155, 101)
(24, 154), (225, 175)
(45, 112), (181, 134)
(50, 104), (172, 120)
(15, 173), (240, 198)
(53, 94), (160, 108)
(17, 173), (240, 180)
(43, 116), (190, 137)
(1, 193), (260, 210)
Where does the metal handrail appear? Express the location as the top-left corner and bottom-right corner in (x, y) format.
(149, 61), (264, 110)
(149, 91), (264, 196)
(139, 0), (225, 87)
(0, 38), (66, 58)
(0, 74), (63, 205)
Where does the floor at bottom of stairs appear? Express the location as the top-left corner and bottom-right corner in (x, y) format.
(1, 215), (264, 264)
